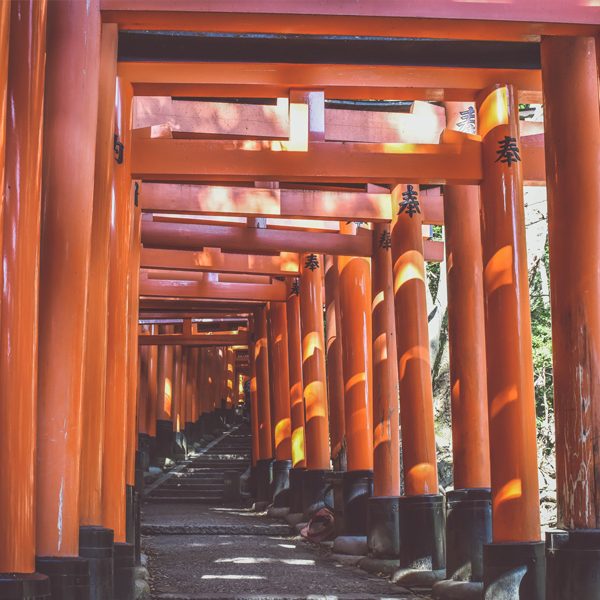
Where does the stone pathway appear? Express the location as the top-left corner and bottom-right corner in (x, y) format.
(142, 427), (430, 599)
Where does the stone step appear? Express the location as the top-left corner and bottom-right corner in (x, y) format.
(144, 495), (223, 504)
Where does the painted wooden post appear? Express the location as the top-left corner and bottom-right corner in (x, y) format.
(0, 2), (48, 591)
(478, 84), (543, 598)
(324, 255), (346, 470)
(541, 36), (600, 599)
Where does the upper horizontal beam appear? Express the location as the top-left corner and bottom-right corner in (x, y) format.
(141, 221), (445, 262)
(141, 247), (300, 276)
(140, 277), (288, 301)
(141, 183), (392, 221)
(138, 332), (249, 346)
(142, 221), (373, 256)
(118, 62), (542, 102)
(131, 138), (482, 185)
(101, 1), (599, 41)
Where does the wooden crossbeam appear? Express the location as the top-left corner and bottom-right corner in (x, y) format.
(138, 332), (249, 346)
(118, 62), (542, 102)
(101, 2), (599, 42)
(141, 183), (392, 221)
(140, 277), (288, 301)
(140, 247), (300, 276)
(142, 221), (373, 256)
(141, 222), (444, 261)
(131, 138), (482, 184)
(133, 97), (446, 145)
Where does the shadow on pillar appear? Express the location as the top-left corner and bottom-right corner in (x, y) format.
(112, 543), (135, 600)
(172, 431), (187, 459)
(78, 526), (113, 600)
(368, 496), (401, 559)
(0, 573), (50, 600)
(272, 460), (292, 508)
(342, 470), (373, 536)
(35, 557), (89, 600)
(288, 467), (305, 515)
(302, 469), (333, 519)
(483, 541), (545, 600)
(255, 458), (274, 504)
(155, 419), (173, 461)
(545, 530), (600, 600)
(392, 494), (446, 587)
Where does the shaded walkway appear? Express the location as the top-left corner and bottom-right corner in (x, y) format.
(141, 429), (429, 599)
(142, 504), (428, 599)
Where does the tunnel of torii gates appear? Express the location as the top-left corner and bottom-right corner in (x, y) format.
(0, 1), (599, 600)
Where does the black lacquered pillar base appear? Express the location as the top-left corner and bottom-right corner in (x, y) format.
(35, 557), (89, 600)
(255, 458), (274, 503)
(368, 496), (400, 558)
(136, 434), (150, 472)
(272, 460), (292, 507)
(184, 422), (195, 445)
(483, 541), (545, 600)
(398, 494), (446, 571)
(288, 467), (305, 514)
(78, 526), (113, 600)
(155, 419), (173, 459)
(0, 573), (50, 600)
(445, 488), (492, 581)
(172, 431), (187, 458)
(113, 543), (135, 600)
(302, 469), (333, 518)
(546, 529), (600, 600)
(342, 470), (373, 536)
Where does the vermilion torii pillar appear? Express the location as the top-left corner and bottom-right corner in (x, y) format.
(478, 85), (543, 599)
(439, 184), (492, 586)
(0, 2), (49, 596)
(156, 325), (175, 459)
(286, 284), (307, 514)
(338, 223), (374, 536)
(300, 252), (332, 516)
(172, 344), (186, 457)
(255, 305), (274, 503)
(103, 77), (136, 600)
(268, 301), (293, 507)
(79, 21), (118, 600)
(368, 220), (402, 559)
(391, 184), (445, 579)
(249, 337), (261, 469)
(542, 37), (600, 599)
(36, 0), (101, 594)
(324, 255), (346, 471)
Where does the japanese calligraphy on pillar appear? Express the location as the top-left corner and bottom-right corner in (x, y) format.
(456, 106), (476, 134)
(378, 230), (392, 250)
(495, 136), (521, 167)
(398, 185), (420, 218)
(304, 253), (320, 271)
(291, 278), (300, 295)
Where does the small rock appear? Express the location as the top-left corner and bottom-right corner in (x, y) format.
(134, 579), (150, 600)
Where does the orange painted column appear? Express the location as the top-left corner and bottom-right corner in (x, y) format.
(172, 345), (184, 433)
(324, 256), (346, 469)
(542, 36), (600, 532)
(79, 22), (118, 532)
(443, 186), (491, 490)
(227, 346), (235, 408)
(146, 329), (159, 439)
(371, 222), (400, 497)
(0, 0), (10, 287)
(268, 302), (292, 460)
(540, 39), (600, 594)
(255, 306), (273, 460)
(138, 340), (150, 436)
(391, 184), (438, 496)
(103, 77), (133, 544)
(338, 225), (374, 472)
(189, 348), (200, 425)
(249, 338), (260, 466)
(156, 325), (175, 458)
(0, 0), (46, 577)
(286, 288), (306, 468)
(300, 253), (331, 471)
(36, 0), (101, 564)
(478, 86), (541, 545)
(125, 201), (142, 491)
